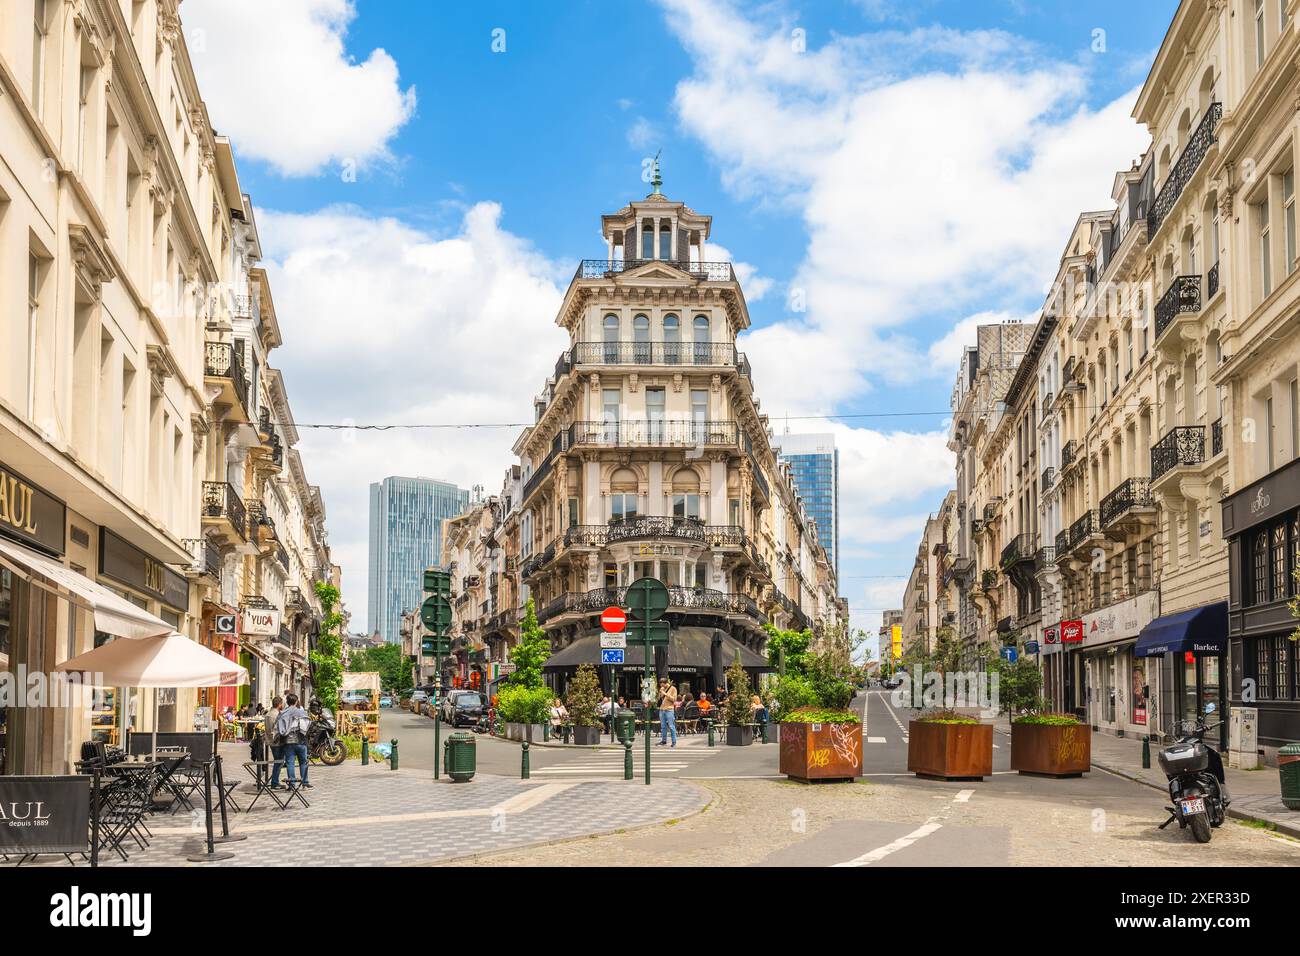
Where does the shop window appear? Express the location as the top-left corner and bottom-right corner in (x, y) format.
(1272, 521), (1288, 600)
(1256, 636), (1275, 700)
(1252, 530), (1268, 605)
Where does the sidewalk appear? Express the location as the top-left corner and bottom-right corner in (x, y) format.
(994, 719), (1300, 839)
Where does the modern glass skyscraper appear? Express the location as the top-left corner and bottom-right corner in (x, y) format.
(367, 477), (469, 644)
(778, 433), (839, 579)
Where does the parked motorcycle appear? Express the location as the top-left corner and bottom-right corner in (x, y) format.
(1157, 703), (1228, 843)
(307, 707), (347, 766)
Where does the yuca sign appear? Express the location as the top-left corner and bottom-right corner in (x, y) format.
(240, 606), (280, 637)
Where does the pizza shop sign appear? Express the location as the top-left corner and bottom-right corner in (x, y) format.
(240, 606), (281, 637)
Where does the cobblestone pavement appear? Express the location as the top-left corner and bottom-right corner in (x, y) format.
(24, 761), (710, 867)
(450, 776), (1300, 867)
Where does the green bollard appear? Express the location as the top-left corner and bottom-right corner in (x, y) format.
(542, 721), (550, 743)
(361, 737), (369, 766)
(521, 741), (530, 779)
(760, 719), (768, 745)
(706, 718), (715, 748)
(1142, 735), (1151, 769)
(624, 741), (633, 780)
(390, 738), (399, 771)
(562, 724), (571, 745)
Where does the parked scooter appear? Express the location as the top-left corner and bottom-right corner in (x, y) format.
(1157, 703), (1229, 843)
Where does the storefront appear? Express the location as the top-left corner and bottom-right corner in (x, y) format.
(1078, 591), (1158, 738)
(1134, 601), (1227, 747)
(1222, 456), (1300, 765)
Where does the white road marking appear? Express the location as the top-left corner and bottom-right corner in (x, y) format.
(833, 820), (944, 867)
(954, 789), (975, 803)
(867, 736), (887, 744)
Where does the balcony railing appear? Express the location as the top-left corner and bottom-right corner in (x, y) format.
(1211, 417), (1223, 457)
(750, 457), (770, 500)
(1154, 275), (1201, 340)
(1033, 546), (1056, 572)
(569, 419), (739, 447)
(1151, 425), (1205, 481)
(1207, 260), (1220, 299)
(607, 515), (706, 544)
(535, 586), (762, 624)
(1066, 510), (1099, 552)
(1061, 440), (1078, 469)
(201, 481), (247, 540)
(1040, 466), (1055, 493)
(203, 342), (248, 410)
(572, 341), (745, 368)
(576, 259), (736, 282)
(1148, 102), (1221, 237)
(1100, 477), (1153, 528)
(183, 537), (221, 578)
(1000, 534), (1035, 568)
(1054, 529), (1069, 560)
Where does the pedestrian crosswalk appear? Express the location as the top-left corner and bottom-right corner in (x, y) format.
(531, 746), (722, 776)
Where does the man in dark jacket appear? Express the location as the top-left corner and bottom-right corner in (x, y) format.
(275, 693), (312, 788)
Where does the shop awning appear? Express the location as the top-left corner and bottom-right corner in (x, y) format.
(1135, 602), (1228, 658)
(0, 537), (173, 639)
(542, 626), (771, 671)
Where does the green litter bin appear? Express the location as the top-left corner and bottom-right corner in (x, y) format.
(444, 732), (476, 783)
(614, 712), (636, 744)
(1279, 742), (1300, 811)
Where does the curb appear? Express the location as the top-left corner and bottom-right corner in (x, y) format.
(1091, 759), (1300, 841)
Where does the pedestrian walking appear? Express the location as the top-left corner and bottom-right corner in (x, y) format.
(657, 679), (678, 747)
(265, 696), (285, 789)
(276, 693), (312, 789)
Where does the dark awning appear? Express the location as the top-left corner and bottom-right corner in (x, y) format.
(1135, 601), (1228, 658)
(542, 626), (770, 671)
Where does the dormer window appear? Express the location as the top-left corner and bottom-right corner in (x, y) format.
(641, 219), (654, 259)
(659, 220), (672, 260)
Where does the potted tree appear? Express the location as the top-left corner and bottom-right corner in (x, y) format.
(565, 663), (604, 745)
(723, 658), (755, 746)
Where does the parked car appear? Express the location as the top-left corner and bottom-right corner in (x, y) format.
(409, 690), (429, 712)
(441, 690), (484, 727)
(379, 695), (393, 708)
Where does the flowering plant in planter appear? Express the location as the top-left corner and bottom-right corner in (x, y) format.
(781, 707), (858, 724)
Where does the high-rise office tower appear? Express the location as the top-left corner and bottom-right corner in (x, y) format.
(367, 477), (469, 643)
(778, 433), (840, 578)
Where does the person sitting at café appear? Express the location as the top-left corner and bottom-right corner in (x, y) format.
(751, 693), (768, 725)
(549, 698), (569, 733)
(697, 692), (713, 715)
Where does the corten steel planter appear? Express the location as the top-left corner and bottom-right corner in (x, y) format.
(907, 721), (993, 780)
(779, 722), (863, 783)
(571, 725), (602, 745)
(1010, 721), (1090, 777)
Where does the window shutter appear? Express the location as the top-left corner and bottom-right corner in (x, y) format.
(625, 226), (637, 263)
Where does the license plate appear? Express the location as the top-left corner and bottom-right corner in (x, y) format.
(1180, 797), (1206, 816)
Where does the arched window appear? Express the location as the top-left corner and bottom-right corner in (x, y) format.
(641, 219), (654, 260)
(633, 314), (650, 362)
(659, 220), (673, 261)
(693, 314), (710, 364)
(663, 314), (680, 364)
(603, 314), (620, 362)
(671, 468), (701, 522)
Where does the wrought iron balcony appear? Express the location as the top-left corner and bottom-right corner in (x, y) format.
(576, 259), (736, 282)
(1151, 425), (1205, 482)
(1100, 477), (1153, 528)
(1062, 356), (1076, 387)
(1211, 417), (1223, 457)
(1207, 260), (1220, 299)
(607, 515), (706, 544)
(183, 537), (221, 578)
(749, 456), (770, 501)
(564, 525), (608, 548)
(1054, 529), (1069, 560)
(1066, 510), (1100, 552)
(286, 586), (308, 610)
(1154, 275), (1201, 340)
(535, 585), (763, 625)
(1041, 467), (1055, 493)
(521, 428), (573, 501)
(1061, 440), (1078, 469)
(572, 341), (745, 368)
(201, 481), (247, 541)
(1000, 533), (1035, 569)
(569, 419), (740, 447)
(1148, 102), (1221, 237)
(1033, 546), (1056, 572)
(203, 341), (249, 410)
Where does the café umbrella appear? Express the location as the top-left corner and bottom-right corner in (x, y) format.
(54, 632), (249, 753)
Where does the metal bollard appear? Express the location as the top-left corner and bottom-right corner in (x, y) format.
(521, 741), (530, 779)
(624, 741), (633, 780)
(760, 720), (768, 744)
(542, 722), (550, 742)
(706, 719), (715, 748)
(1142, 735), (1151, 769)
(390, 738), (399, 771)
(361, 737), (369, 766)
(562, 724), (571, 745)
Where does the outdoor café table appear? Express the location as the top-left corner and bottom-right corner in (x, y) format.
(241, 761), (309, 811)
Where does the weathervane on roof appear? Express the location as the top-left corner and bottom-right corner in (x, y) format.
(651, 149), (663, 195)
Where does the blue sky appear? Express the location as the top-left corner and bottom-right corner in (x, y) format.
(184, 0), (1177, 638)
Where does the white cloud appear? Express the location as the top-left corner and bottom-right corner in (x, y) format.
(626, 116), (663, 150)
(183, 0), (416, 176)
(257, 202), (569, 624)
(704, 242), (772, 302)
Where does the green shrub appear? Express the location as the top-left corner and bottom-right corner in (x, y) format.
(814, 677), (854, 710)
(782, 707), (858, 725)
(723, 658), (754, 727)
(496, 684), (552, 724)
(771, 674), (818, 717)
(1012, 712), (1080, 726)
(917, 709), (979, 725)
(565, 664), (603, 727)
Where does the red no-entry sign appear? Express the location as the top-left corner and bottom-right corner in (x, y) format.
(601, 606), (627, 633)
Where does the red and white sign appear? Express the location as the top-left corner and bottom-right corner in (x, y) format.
(600, 606), (627, 633)
(1060, 620), (1084, 644)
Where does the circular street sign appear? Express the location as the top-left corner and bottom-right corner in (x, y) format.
(420, 595), (452, 630)
(625, 576), (669, 622)
(601, 606), (627, 633)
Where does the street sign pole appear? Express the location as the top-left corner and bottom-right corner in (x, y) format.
(421, 570), (453, 782)
(625, 577), (669, 786)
